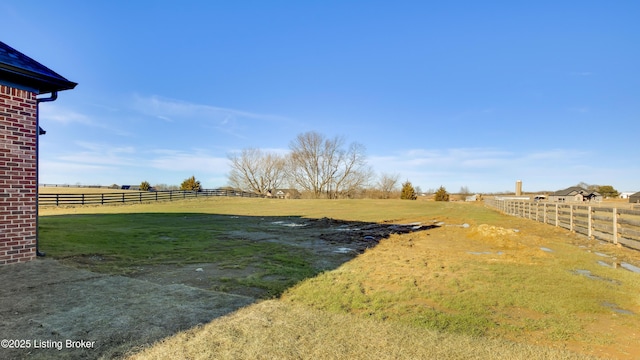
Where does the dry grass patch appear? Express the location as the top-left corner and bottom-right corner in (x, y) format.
(128, 300), (596, 360)
(282, 221), (640, 359)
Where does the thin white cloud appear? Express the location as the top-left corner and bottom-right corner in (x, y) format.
(148, 149), (229, 172)
(132, 94), (288, 123)
(148, 149), (183, 156)
(130, 94), (294, 140)
(88, 102), (120, 113)
(404, 149), (442, 158)
(41, 161), (112, 172)
(39, 103), (132, 136)
(74, 141), (134, 154)
(373, 148), (512, 170)
(56, 142), (137, 166)
(524, 149), (589, 160)
(39, 103), (92, 125)
(368, 147), (609, 192)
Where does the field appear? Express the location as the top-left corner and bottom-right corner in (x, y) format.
(39, 186), (131, 194)
(25, 198), (640, 358)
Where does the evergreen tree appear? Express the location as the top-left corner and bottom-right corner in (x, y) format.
(180, 176), (202, 191)
(400, 180), (417, 200)
(596, 185), (619, 198)
(434, 186), (449, 201)
(140, 181), (151, 191)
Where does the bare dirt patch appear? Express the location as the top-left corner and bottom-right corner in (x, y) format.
(0, 258), (255, 359)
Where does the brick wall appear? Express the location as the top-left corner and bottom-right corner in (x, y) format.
(0, 84), (37, 265)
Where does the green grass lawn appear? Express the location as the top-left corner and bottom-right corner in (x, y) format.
(39, 212), (319, 297)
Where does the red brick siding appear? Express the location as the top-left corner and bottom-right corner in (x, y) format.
(0, 85), (37, 265)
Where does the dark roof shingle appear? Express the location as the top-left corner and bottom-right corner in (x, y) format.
(552, 186), (601, 197)
(552, 186), (585, 196)
(0, 41), (76, 94)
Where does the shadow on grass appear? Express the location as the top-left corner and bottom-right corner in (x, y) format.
(40, 213), (438, 298)
(14, 213), (438, 358)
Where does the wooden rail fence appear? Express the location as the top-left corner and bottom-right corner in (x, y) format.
(485, 199), (640, 251)
(39, 189), (263, 206)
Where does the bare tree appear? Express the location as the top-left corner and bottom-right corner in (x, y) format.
(576, 181), (598, 191)
(288, 131), (371, 198)
(328, 142), (373, 198)
(287, 132), (327, 197)
(377, 172), (400, 199)
(228, 148), (286, 195)
(459, 186), (471, 200)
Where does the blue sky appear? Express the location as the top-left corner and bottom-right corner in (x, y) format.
(3, 1), (639, 193)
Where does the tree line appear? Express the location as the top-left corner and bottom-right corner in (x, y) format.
(229, 131), (378, 199)
(138, 130), (463, 200)
(224, 131), (452, 200)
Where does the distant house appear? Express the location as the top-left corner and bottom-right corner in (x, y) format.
(548, 186), (602, 203)
(620, 192), (635, 199)
(465, 194), (480, 202)
(267, 189), (301, 199)
(629, 192), (640, 204)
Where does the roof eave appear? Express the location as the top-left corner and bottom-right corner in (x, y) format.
(0, 63), (77, 93)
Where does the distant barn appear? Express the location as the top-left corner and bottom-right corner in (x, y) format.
(630, 192), (640, 204)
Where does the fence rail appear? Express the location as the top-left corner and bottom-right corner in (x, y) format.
(39, 189), (263, 206)
(485, 199), (640, 252)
